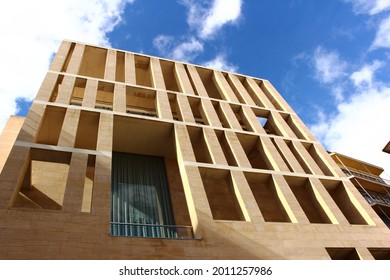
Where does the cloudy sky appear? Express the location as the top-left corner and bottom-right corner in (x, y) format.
(1, 0), (390, 177)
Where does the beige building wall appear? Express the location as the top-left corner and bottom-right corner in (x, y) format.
(0, 40), (390, 260)
(0, 116), (24, 173)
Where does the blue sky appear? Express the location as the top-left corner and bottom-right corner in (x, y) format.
(1, 0), (390, 175)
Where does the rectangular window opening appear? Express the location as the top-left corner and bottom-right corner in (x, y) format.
(187, 126), (213, 164)
(74, 110), (100, 150)
(184, 65), (200, 96)
(79, 45), (107, 79)
(302, 143), (333, 176)
(270, 138), (294, 172)
(320, 179), (368, 225)
(236, 133), (274, 170)
(115, 51), (125, 83)
(252, 108), (280, 136)
(188, 97), (206, 125)
(215, 130), (238, 166)
(160, 60), (181, 92)
(256, 79), (284, 111)
(70, 78), (87, 106)
(168, 93), (181, 121)
(230, 104), (252, 132)
(95, 81), (114, 111)
(286, 141), (313, 174)
(126, 86), (157, 117)
(368, 248), (390, 260)
(196, 67), (223, 100)
(110, 152), (178, 238)
(286, 176), (332, 224)
(14, 148), (71, 210)
(326, 248), (361, 260)
(224, 73), (247, 104)
(36, 106), (66, 146)
(212, 101), (230, 128)
(244, 173), (291, 222)
(280, 113), (306, 140)
(200, 168), (246, 221)
(242, 78), (266, 107)
(134, 54), (152, 87)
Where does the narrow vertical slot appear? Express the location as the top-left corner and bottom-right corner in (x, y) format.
(81, 155), (96, 213)
(115, 51), (125, 83)
(187, 126), (213, 164)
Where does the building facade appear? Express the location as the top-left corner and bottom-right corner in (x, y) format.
(0, 40), (390, 260)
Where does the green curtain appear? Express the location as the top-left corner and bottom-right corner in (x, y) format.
(110, 152), (176, 238)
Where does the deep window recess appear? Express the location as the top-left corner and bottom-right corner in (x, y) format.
(368, 248), (390, 260)
(111, 152), (177, 238)
(326, 248), (360, 260)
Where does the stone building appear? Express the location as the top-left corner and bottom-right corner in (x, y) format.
(0, 40), (390, 259)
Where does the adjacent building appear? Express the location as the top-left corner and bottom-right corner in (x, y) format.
(1, 40), (390, 260)
(330, 152), (390, 228)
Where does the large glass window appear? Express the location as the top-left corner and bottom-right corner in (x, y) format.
(110, 152), (176, 238)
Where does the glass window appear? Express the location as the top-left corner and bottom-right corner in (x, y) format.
(110, 152), (176, 238)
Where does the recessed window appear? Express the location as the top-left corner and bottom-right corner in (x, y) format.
(215, 130), (238, 166)
(320, 179), (368, 225)
(115, 51), (125, 83)
(125, 86), (157, 117)
(285, 176), (332, 224)
(188, 97), (206, 125)
(187, 126), (213, 164)
(252, 108), (280, 136)
(255, 79), (284, 111)
(212, 101), (230, 128)
(326, 248), (360, 260)
(70, 78), (87, 106)
(74, 110), (99, 150)
(134, 54), (152, 87)
(236, 133), (273, 170)
(196, 67), (223, 100)
(368, 248), (390, 260)
(200, 168), (246, 221)
(230, 104), (252, 132)
(14, 149), (71, 210)
(79, 46), (107, 79)
(95, 81), (114, 111)
(36, 106), (66, 146)
(244, 173), (291, 222)
(160, 60), (181, 92)
(111, 152), (177, 238)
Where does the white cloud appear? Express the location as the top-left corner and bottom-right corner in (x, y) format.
(372, 15), (390, 49)
(313, 47), (348, 84)
(153, 35), (204, 62)
(153, 35), (174, 56)
(153, 0), (241, 71)
(181, 0), (242, 39)
(171, 38), (204, 62)
(202, 54), (238, 72)
(199, 0), (242, 39)
(350, 60), (383, 88)
(310, 64), (390, 177)
(331, 85), (346, 102)
(0, 0), (133, 132)
(343, 0), (390, 15)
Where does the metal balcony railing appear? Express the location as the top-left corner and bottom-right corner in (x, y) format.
(341, 167), (390, 186)
(359, 189), (390, 207)
(110, 222), (195, 239)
